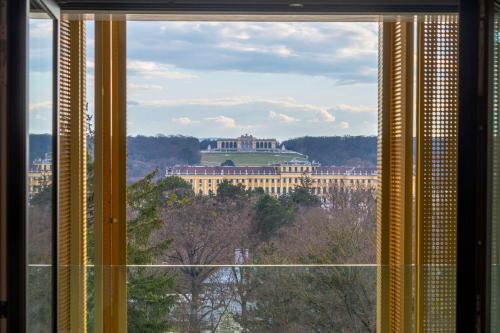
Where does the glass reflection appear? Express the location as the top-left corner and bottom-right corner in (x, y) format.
(28, 15), (53, 332)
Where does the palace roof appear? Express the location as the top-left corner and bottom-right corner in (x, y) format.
(316, 166), (377, 176)
(167, 165), (376, 176)
(168, 166), (278, 176)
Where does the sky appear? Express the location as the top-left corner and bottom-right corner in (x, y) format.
(29, 20), (378, 141)
(29, 19), (53, 135)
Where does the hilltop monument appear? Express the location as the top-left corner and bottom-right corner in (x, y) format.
(214, 134), (279, 152)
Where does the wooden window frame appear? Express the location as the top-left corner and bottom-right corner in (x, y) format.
(4, 0), (494, 332)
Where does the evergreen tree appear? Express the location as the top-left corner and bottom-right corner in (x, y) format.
(254, 194), (293, 240)
(285, 175), (321, 207)
(216, 180), (247, 201)
(127, 170), (180, 332)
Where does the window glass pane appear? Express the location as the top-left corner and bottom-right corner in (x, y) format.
(28, 14), (53, 332)
(86, 20), (95, 332)
(126, 20), (378, 332)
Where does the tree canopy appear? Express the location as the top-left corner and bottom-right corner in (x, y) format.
(220, 159), (235, 166)
(282, 135), (376, 166)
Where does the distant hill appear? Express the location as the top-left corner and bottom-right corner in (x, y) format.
(128, 135), (200, 163)
(29, 134), (378, 181)
(200, 151), (307, 166)
(127, 135), (200, 181)
(29, 134), (52, 164)
(282, 136), (377, 167)
(199, 138), (219, 150)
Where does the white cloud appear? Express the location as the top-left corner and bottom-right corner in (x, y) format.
(128, 83), (166, 91)
(130, 97), (248, 108)
(260, 97), (335, 123)
(30, 21), (52, 39)
(33, 113), (48, 121)
(269, 111), (299, 123)
(340, 121), (350, 129)
(29, 101), (51, 112)
(128, 60), (197, 79)
(127, 21), (378, 84)
(129, 96), (335, 122)
(335, 104), (376, 113)
(235, 32), (251, 40)
(206, 115), (236, 128)
(171, 117), (194, 125)
(318, 109), (336, 123)
(218, 42), (293, 57)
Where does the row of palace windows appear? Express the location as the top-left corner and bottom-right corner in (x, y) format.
(196, 185), (360, 195)
(220, 141), (238, 149)
(281, 166), (313, 173)
(256, 141), (273, 149)
(220, 141), (275, 149)
(188, 178), (374, 186)
(32, 164), (51, 172)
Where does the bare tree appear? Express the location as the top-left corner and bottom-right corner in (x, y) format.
(160, 195), (254, 333)
(246, 186), (377, 332)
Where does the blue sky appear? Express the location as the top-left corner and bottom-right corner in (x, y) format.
(30, 20), (378, 140)
(29, 19), (53, 134)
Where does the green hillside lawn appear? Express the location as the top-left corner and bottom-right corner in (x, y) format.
(200, 152), (307, 166)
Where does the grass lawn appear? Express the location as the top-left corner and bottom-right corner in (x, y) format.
(200, 152), (307, 166)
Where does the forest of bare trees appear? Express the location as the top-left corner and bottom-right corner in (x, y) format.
(26, 166), (377, 332)
(127, 171), (377, 332)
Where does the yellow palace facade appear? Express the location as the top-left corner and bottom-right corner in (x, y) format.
(166, 161), (377, 196)
(28, 157), (52, 199)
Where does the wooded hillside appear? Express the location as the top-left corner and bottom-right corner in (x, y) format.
(282, 136), (377, 167)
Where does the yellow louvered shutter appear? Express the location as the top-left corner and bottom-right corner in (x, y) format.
(58, 19), (87, 333)
(377, 19), (414, 333)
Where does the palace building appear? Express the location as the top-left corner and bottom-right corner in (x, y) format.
(214, 134), (279, 152)
(166, 161), (377, 196)
(28, 156), (53, 199)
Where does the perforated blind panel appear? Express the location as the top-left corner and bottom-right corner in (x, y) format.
(59, 19), (87, 333)
(377, 20), (414, 333)
(416, 15), (458, 333)
(490, 8), (500, 332)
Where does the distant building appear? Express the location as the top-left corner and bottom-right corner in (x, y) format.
(28, 154), (52, 199)
(166, 160), (377, 196)
(214, 134), (278, 152)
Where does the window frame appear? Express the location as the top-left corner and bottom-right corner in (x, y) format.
(2, 0), (60, 332)
(31, 2), (60, 333)
(4, 0), (491, 332)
